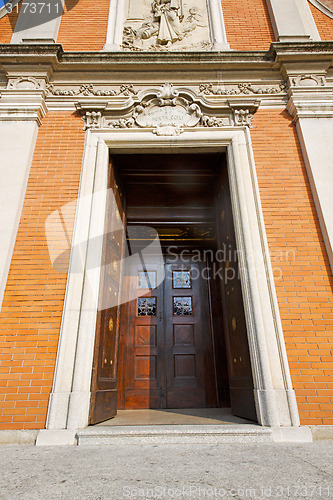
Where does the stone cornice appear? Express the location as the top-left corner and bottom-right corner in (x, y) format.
(0, 42), (332, 97)
(0, 42), (332, 69)
(0, 44), (63, 66)
(71, 83), (261, 134)
(269, 41), (333, 65)
(0, 44), (272, 74)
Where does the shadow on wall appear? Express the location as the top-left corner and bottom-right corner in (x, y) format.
(0, 0), (79, 30)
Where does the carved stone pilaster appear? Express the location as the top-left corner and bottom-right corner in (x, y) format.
(275, 49), (333, 273)
(228, 99), (261, 128)
(286, 74), (333, 121)
(0, 91), (47, 126)
(75, 102), (108, 131)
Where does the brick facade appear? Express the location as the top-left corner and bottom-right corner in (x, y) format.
(0, 112), (84, 430)
(57, 0), (110, 51)
(0, 4), (20, 43)
(0, 0), (332, 432)
(221, 0), (275, 50)
(309, 1), (333, 40)
(251, 109), (333, 426)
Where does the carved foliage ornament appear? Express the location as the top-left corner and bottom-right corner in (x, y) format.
(234, 109), (254, 128)
(84, 111), (102, 131)
(107, 83), (229, 135)
(46, 84), (138, 97)
(199, 82), (288, 96)
(78, 84), (259, 134)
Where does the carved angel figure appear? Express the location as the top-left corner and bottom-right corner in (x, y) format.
(152, 0), (184, 45)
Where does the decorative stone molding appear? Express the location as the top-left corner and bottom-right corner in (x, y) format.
(7, 77), (42, 90)
(233, 109), (254, 128)
(287, 96), (333, 120)
(291, 74), (326, 87)
(0, 96), (48, 126)
(75, 102), (108, 131)
(228, 99), (261, 128)
(47, 84), (138, 98)
(199, 82), (288, 96)
(76, 83), (232, 135)
(83, 112), (103, 131)
(74, 85), (262, 134)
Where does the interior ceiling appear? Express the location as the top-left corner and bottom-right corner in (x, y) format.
(112, 153), (226, 224)
(111, 153), (225, 247)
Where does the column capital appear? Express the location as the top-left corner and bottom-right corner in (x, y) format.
(0, 90), (48, 126)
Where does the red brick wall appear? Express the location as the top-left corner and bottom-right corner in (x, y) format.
(0, 112), (84, 430)
(1, 107), (332, 429)
(221, 0), (275, 50)
(251, 109), (333, 426)
(309, 1), (333, 40)
(57, 0), (109, 51)
(0, 3), (20, 43)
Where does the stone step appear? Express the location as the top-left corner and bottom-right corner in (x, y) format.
(76, 424), (273, 445)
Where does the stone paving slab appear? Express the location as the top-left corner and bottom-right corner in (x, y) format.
(76, 424), (272, 446)
(0, 441), (332, 500)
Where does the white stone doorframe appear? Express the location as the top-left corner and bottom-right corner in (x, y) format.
(44, 126), (303, 441)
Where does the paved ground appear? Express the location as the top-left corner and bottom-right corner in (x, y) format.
(0, 441), (333, 500)
(98, 408), (252, 426)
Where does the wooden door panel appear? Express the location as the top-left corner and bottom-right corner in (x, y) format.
(89, 163), (126, 424)
(164, 259), (217, 409)
(215, 167), (257, 421)
(119, 255), (218, 410)
(120, 263), (164, 409)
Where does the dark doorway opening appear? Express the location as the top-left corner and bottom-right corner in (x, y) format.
(89, 153), (257, 424)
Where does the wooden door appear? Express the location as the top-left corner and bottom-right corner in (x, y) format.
(119, 254), (217, 409)
(89, 159), (126, 424)
(215, 167), (257, 421)
(164, 257), (217, 408)
(118, 261), (165, 409)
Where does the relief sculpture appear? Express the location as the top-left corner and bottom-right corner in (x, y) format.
(153, 0), (183, 45)
(123, 0), (210, 51)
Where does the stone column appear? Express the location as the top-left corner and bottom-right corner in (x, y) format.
(208, 0), (230, 50)
(0, 47), (60, 308)
(265, 0), (320, 42)
(103, 0), (126, 51)
(281, 53), (333, 272)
